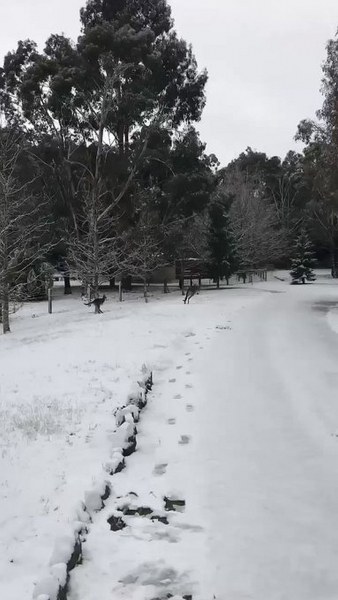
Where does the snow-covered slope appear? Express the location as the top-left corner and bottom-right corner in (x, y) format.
(2, 274), (338, 600)
(0, 284), (259, 600)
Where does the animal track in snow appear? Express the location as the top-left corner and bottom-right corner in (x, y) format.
(153, 463), (168, 476)
(179, 435), (191, 445)
(168, 418), (176, 425)
(186, 404), (194, 412)
(174, 394), (182, 400)
(169, 378), (176, 383)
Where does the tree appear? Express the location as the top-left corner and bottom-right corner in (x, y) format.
(0, 127), (49, 333)
(225, 170), (288, 268)
(0, 1), (209, 295)
(221, 147), (306, 245)
(122, 197), (166, 301)
(79, 0), (208, 152)
(207, 201), (237, 287)
(295, 30), (338, 276)
(290, 231), (316, 284)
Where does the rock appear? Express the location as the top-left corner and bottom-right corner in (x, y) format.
(107, 515), (127, 532)
(164, 497), (186, 512)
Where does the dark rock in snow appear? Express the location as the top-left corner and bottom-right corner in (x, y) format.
(107, 515), (127, 532)
(66, 538), (82, 571)
(164, 497), (186, 512)
(123, 435), (137, 456)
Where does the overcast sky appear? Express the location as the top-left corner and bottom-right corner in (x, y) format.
(1, 0), (338, 165)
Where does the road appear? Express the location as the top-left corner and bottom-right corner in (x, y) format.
(193, 282), (338, 599)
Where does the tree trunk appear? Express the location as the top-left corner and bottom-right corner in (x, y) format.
(124, 125), (129, 155)
(216, 277), (220, 289)
(164, 280), (169, 294)
(180, 259), (185, 295)
(2, 283), (10, 334)
(64, 276), (72, 295)
(93, 274), (99, 312)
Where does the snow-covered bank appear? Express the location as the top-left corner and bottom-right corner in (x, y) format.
(0, 283), (261, 600)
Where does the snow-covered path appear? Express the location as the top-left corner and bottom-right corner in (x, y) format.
(194, 283), (338, 599)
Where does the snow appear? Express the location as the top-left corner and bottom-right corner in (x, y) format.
(327, 304), (338, 336)
(2, 274), (338, 599)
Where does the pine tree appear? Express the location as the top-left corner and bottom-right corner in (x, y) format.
(290, 231), (316, 284)
(208, 202), (237, 288)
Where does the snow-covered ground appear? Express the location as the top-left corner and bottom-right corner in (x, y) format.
(2, 273), (338, 599)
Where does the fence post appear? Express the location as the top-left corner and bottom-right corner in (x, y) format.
(48, 288), (53, 314)
(119, 281), (123, 302)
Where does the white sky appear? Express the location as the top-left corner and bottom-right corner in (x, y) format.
(1, 0), (338, 165)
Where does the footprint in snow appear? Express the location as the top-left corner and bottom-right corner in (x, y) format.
(185, 384), (193, 389)
(179, 435), (191, 445)
(174, 394), (182, 400)
(169, 378), (176, 383)
(186, 371), (191, 375)
(185, 352), (191, 356)
(176, 365), (183, 370)
(153, 463), (168, 476)
(186, 404), (194, 412)
(168, 418), (176, 425)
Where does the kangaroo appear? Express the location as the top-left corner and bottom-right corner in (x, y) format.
(183, 285), (199, 304)
(84, 294), (107, 313)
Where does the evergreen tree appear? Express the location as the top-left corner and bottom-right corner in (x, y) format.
(290, 231), (316, 284)
(208, 202), (237, 288)
(296, 30), (338, 277)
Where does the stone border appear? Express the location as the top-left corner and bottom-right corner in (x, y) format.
(33, 368), (153, 600)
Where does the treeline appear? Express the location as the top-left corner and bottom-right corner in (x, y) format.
(1, 0), (338, 333)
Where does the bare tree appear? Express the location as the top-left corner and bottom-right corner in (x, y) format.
(122, 206), (168, 302)
(68, 188), (124, 298)
(68, 61), (156, 298)
(227, 171), (288, 268)
(163, 212), (209, 293)
(269, 173), (304, 237)
(0, 128), (49, 333)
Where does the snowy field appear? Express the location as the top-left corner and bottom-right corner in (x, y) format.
(2, 272), (338, 599)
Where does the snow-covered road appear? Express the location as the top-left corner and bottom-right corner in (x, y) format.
(193, 282), (338, 599)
